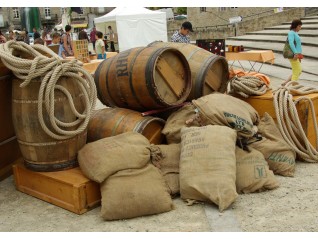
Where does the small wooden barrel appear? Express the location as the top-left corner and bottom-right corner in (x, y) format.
(148, 41), (229, 100)
(12, 76), (87, 172)
(87, 107), (166, 144)
(94, 46), (192, 112)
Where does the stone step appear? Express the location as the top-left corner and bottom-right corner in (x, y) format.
(225, 39), (318, 60)
(227, 35), (318, 47)
(264, 24), (318, 30)
(245, 30), (318, 37)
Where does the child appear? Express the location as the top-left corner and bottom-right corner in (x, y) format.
(48, 32), (63, 58)
(95, 31), (106, 60)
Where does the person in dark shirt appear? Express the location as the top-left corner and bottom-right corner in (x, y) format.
(33, 28), (41, 40)
(78, 28), (89, 41)
(89, 27), (97, 50)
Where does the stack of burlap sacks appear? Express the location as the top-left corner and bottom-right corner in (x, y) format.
(77, 91), (296, 220)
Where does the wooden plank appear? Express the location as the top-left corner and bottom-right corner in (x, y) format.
(13, 162), (101, 214)
(156, 57), (184, 98)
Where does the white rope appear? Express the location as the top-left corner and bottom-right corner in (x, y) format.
(0, 40), (97, 140)
(229, 75), (269, 98)
(273, 81), (318, 162)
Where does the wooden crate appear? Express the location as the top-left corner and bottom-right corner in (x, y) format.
(72, 40), (89, 62)
(0, 137), (21, 181)
(13, 162), (101, 214)
(241, 90), (318, 147)
(0, 72), (15, 142)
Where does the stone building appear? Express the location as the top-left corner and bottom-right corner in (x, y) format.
(168, 7), (307, 42)
(0, 7), (115, 32)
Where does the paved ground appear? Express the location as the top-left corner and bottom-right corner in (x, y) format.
(1, 66), (318, 233)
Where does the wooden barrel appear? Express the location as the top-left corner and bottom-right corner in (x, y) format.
(87, 107), (166, 144)
(12, 76), (87, 172)
(148, 41), (230, 100)
(94, 46), (192, 112)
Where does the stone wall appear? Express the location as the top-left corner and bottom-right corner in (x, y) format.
(167, 7), (305, 42)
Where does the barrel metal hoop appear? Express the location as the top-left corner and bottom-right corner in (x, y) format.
(24, 159), (78, 172)
(128, 47), (149, 109)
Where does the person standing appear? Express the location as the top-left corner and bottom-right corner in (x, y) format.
(0, 30), (7, 43)
(95, 31), (106, 60)
(171, 21), (194, 43)
(24, 30), (30, 44)
(8, 30), (15, 40)
(33, 28), (41, 40)
(61, 25), (74, 58)
(90, 27), (97, 51)
(107, 26), (116, 52)
(282, 19), (303, 86)
(79, 28), (89, 41)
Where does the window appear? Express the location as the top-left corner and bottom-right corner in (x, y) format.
(61, 7), (66, 15)
(98, 7), (104, 13)
(13, 7), (20, 19)
(44, 7), (51, 17)
(219, 7), (227, 12)
(200, 7), (206, 12)
(78, 7), (84, 15)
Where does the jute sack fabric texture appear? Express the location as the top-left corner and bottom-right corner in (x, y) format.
(235, 146), (280, 194)
(249, 112), (296, 177)
(179, 125), (238, 212)
(192, 92), (260, 138)
(78, 132), (150, 183)
(150, 144), (181, 196)
(161, 103), (200, 144)
(100, 164), (174, 220)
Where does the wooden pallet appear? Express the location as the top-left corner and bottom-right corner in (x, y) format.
(241, 90), (318, 147)
(13, 162), (101, 214)
(72, 40), (89, 63)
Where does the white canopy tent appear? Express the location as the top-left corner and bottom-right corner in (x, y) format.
(94, 7), (167, 52)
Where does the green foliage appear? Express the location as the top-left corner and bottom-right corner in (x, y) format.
(176, 7), (187, 15)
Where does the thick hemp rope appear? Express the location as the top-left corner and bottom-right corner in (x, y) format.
(273, 81), (318, 162)
(0, 40), (97, 140)
(229, 75), (269, 98)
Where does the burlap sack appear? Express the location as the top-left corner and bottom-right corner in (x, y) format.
(161, 103), (200, 144)
(150, 144), (181, 196)
(249, 112), (296, 177)
(78, 132), (150, 183)
(180, 125), (238, 212)
(235, 146), (280, 194)
(192, 92), (260, 138)
(100, 164), (174, 220)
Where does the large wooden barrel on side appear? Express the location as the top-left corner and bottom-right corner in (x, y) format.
(88, 107), (166, 145)
(12, 76), (87, 172)
(148, 41), (230, 100)
(94, 46), (192, 112)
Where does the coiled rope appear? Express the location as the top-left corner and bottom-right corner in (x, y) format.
(273, 81), (318, 162)
(0, 40), (97, 140)
(229, 75), (269, 98)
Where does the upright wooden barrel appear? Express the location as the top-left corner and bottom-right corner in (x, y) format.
(88, 107), (166, 145)
(0, 60), (22, 180)
(12, 76), (87, 172)
(148, 41), (230, 100)
(94, 46), (192, 112)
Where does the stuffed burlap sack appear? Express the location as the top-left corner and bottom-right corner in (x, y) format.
(150, 144), (181, 196)
(180, 125), (238, 212)
(100, 164), (174, 220)
(249, 112), (296, 177)
(78, 132), (150, 183)
(161, 103), (200, 144)
(236, 146), (280, 194)
(192, 93), (260, 138)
